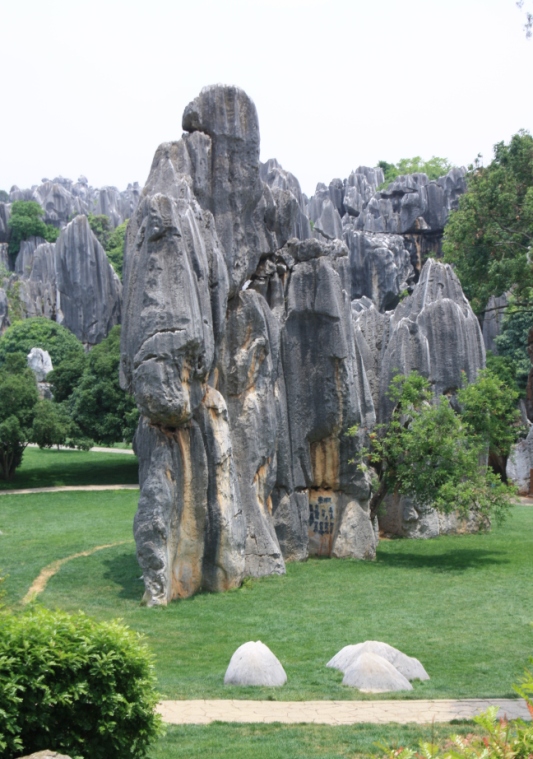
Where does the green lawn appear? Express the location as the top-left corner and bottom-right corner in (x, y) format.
(148, 722), (485, 759)
(2, 483), (532, 702)
(0, 446), (138, 490)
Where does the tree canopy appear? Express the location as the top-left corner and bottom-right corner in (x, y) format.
(443, 131), (533, 314)
(358, 372), (515, 524)
(88, 214), (127, 279)
(0, 317), (85, 368)
(377, 156), (452, 186)
(0, 354), (39, 480)
(7, 200), (59, 257)
(66, 326), (138, 445)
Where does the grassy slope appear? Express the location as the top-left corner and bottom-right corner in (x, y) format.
(2, 478), (532, 702)
(0, 446), (139, 490)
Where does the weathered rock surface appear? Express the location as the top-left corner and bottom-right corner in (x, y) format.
(120, 85), (488, 602)
(224, 640), (287, 686)
(379, 493), (488, 538)
(4, 217), (122, 344)
(328, 640), (429, 681)
(8, 175), (140, 230)
(16, 752), (72, 759)
(353, 258), (485, 424)
(506, 426), (533, 494)
(27, 347), (53, 381)
(342, 652), (413, 692)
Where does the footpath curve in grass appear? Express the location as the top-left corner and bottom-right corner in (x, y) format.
(22, 539), (134, 604)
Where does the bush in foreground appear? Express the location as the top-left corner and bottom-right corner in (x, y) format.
(378, 661), (533, 759)
(0, 607), (162, 759)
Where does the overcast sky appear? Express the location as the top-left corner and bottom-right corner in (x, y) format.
(1, 0), (531, 197)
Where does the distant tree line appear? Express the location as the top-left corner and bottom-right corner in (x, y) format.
(0, 318), (137, 481)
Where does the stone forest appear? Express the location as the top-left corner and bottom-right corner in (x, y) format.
(1, 85), (530, 607)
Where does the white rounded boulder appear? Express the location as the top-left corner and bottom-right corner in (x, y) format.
(224, 641), (287, 686)
(327, 640), (429, 681)
(342, 652), (413, 692)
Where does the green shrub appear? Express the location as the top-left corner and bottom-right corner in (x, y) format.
(7, 200), (59, 258)
(0, 317), (84, 368)
(0, 607), (163, 759)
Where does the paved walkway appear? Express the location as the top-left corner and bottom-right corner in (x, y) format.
(157, 698), (531, 725)
(27, 443), (135, 455)
(0, 484), (138, 495)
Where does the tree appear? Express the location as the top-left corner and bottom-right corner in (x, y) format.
(359, 372), (514, 524)
(87, 213), (111, 249)
(7, 200), (59, 258)
(0, 354), (39, 480)
(0, 317), (85, 368)
(443, 131), (533, 314)
(458, 368), (523, 481)
(31, 399), (70, 449)
(377, 156), (452, 186)
(493, 302), (533, 391)
(0, 190), (8, 203)
(47, 351), (87, 402)
(88, 214), (128, 279)
(68, 326), (138, 445)
(106, 219), (128, 279)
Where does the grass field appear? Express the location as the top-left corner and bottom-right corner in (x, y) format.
(149, 722), (486, 759)
(2, 451), (532, 706)
(0, 446), (138, 490)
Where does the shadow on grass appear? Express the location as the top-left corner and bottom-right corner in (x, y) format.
(377, 547), (509, 572)
(103, 551), (144, 601)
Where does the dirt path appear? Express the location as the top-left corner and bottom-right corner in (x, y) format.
(157, 697), (531, 725)
(22, 540), (134, 604)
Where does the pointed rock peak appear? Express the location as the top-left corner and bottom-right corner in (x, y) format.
(182, 84), (259, 145)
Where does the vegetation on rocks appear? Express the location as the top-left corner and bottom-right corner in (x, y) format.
(358, 372), (516, 522)
(88, 213), (128, 278)
(377, 157), (452, 185)
(6, 200), (59, 257)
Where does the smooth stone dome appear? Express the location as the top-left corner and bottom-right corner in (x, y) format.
(327, 640), (429, 681)
(224, 641), (287, 686)
(342, 652), (413, 692)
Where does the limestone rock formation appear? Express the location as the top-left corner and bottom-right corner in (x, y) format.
(224, 641), (287, 686)
(342, 652), (413, 692)
(120, 85), (487, 602)
(122, 85), (381, 606)
(3, 217), (122, 345)
(8, 175), (140, 230)
(27, 347), (53, 381)
(353, 258), (485, 424)
(327, 640), (429, 681)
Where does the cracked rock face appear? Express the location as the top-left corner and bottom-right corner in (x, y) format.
(121, 85), (485, 604)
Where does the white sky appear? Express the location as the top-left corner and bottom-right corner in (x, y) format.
(1, 0), (531, 197)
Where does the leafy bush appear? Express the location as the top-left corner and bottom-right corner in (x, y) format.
(0, 317), (84, 368)
(7, 200), (59, 257)
(0, 607), (163, 759)
(377, 664), (533, 759)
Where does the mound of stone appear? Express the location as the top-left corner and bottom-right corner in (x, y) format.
(342, 652), (413, 692)
(224, 640), (287, 686)
(327, 640), (429, 681)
